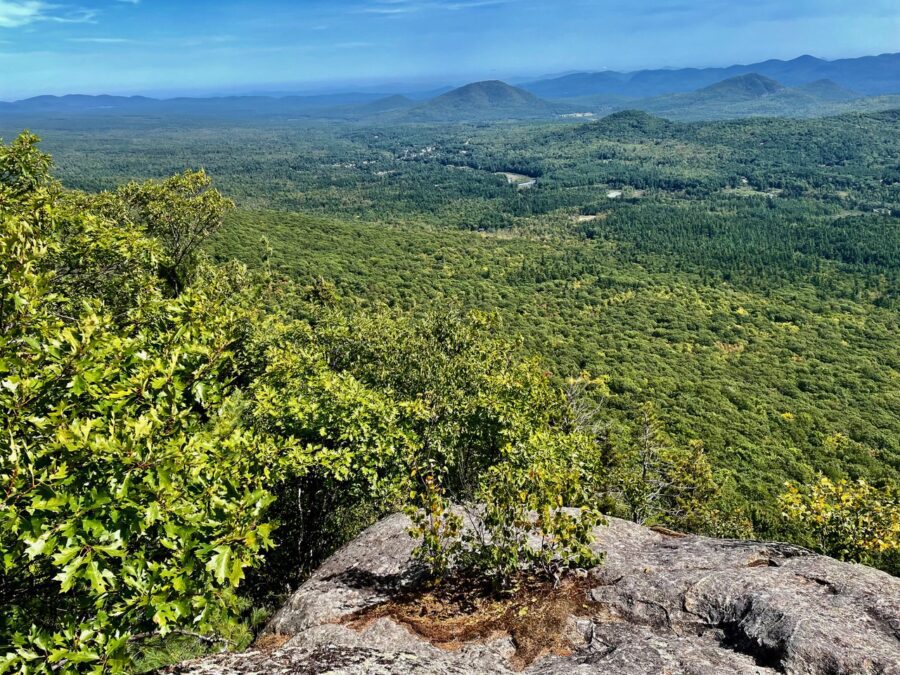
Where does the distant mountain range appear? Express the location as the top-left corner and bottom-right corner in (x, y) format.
(0, 92), (389, 117)
(520, 52), (900, 99)
(624, 74), (884, 121)
(1, 53), (898, 125)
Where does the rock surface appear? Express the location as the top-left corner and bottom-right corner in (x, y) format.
(171, 514), (900, 674)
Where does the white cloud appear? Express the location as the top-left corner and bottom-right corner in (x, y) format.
(0, 1), (99, 28)
(48, 10), (98, 24)
(0, 0), (48, 28)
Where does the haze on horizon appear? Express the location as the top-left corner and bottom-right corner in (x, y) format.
(1, 0), (898, 99)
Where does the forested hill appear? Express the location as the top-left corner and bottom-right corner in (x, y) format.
(202, 109), (900, 518)
(13, 104), (896, 532)
(619, 74), (896, 120)
(397, 81), (561, 121)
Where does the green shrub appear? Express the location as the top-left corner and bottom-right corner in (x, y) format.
(1, 136), (277, 671)
(407, 436), (606, 589)
(781, 476), (899, 571)
(465, 431), (605, 585)
(603, 404), (728, 532)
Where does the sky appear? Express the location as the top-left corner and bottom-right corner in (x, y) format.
(0, 0), (898, 99)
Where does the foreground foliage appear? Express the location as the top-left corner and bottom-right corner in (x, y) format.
(0, 135), (609, 672)
(1, 135), (277, 670)
(781, 477), (900, 573)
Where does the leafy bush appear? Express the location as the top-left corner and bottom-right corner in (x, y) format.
(1, 135), (277, 671)
(407, 431), (605, 588)
(466, 431), (605, 585)
(407, 471), (463, 580)
(781, 476), (899, 571)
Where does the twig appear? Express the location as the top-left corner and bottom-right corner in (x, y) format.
(128, 630), (237, 648)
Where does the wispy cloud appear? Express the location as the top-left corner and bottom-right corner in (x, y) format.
(48, 9), (98, 24)
(0, 0), (49, 27)
(173, 34), (239, 48)
(335, 41), (377, 49)
(68, 36), (133, 43)
(360, 0), (513, 15)
(624, 0), (898, 24)
(0, 1), (98, 28)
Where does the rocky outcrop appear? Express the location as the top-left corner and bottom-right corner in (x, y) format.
(171, 514), (900, 674)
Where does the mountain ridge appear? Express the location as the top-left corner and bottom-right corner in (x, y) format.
(627, 73), (893, 121)
(698, 73), (785, 99)
(522, 52), (900, 99)
(6, 52), (896, 107)
(2, 61), (899, 124)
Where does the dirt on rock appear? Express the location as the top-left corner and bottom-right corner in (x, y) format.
(343, 574), (599, 670)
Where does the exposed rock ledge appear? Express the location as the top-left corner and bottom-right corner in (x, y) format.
(171, 514), (900, 674)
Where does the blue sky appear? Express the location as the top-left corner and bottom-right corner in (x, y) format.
(0, 0), (898, 98)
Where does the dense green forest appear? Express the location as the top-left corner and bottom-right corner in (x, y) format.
(8, 109), (897, 518)
(2, 107), (898, 669)
(14, 109), (900, 232)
